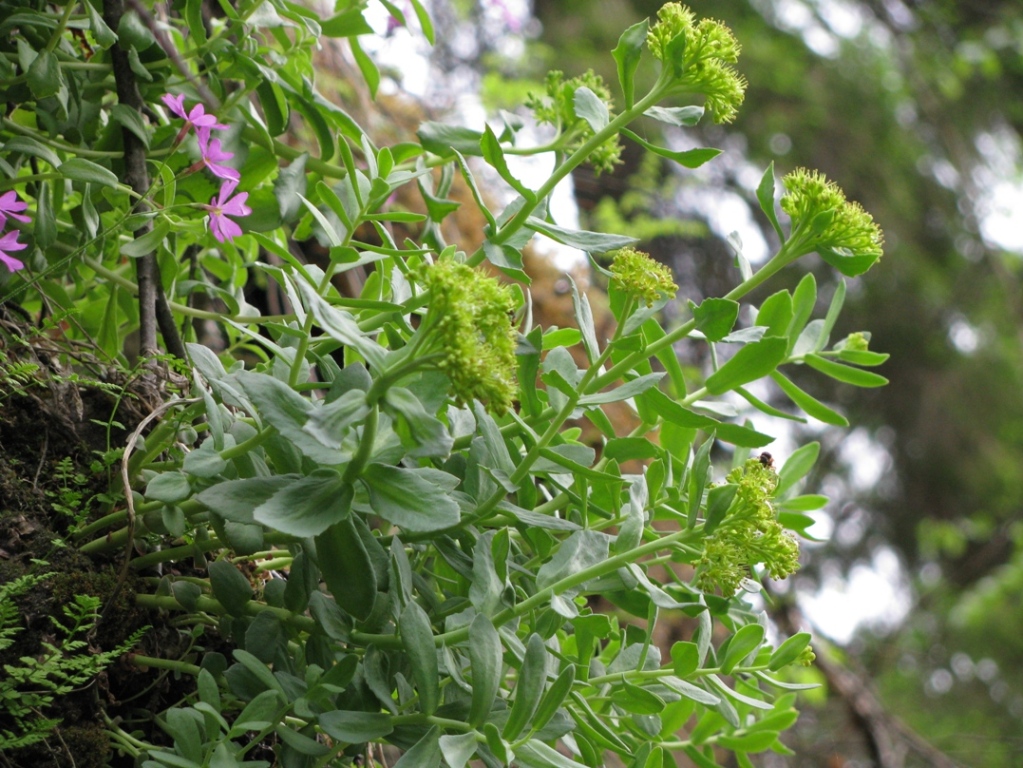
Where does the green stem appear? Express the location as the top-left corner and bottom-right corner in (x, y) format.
(45, 1), (77, 53)
(135, 593), (316, 632)
(129, 654), (202, 677)
(342, 405), (378, 483)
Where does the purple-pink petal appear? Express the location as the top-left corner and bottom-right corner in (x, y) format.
(161, 93), (188, 119)
(0, 230), (26, 272)
(0, 191), (30, 223)
(0, 252), (24, 272)
(222, 191), (251, 218)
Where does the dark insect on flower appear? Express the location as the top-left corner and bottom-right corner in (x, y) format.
(758, 452), (774, 468)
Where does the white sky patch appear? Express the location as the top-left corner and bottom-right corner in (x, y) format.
(800, 547), (912, 644)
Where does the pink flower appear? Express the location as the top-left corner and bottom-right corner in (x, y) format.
(0, 191), (30, 224)
(161, 94), (228, 133)
(0, 229), (26, 272)
(205, 181), (250, 243)
(196, 127), (239, 181)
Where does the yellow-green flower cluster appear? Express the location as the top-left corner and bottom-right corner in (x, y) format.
(696, 458), (800, 595)
(837, 332), (870, 352)
(781, 168), (884, 267)
(417, 259), (518, 414)
(646, 3), (747, 123)
(526, 70), (623, 174)
(609, 247), (678, 307)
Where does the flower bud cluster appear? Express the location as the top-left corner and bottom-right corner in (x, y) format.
(527, 70), (623, 174)
(609, 247), (678, 307)
(417, 259), (518, 414)
(646, 3), (747, 123)
(696, 457), (800, 595)
(781, 168), (884, 265)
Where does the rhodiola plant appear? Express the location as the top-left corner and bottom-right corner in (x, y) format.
(0, 1), (888, 766)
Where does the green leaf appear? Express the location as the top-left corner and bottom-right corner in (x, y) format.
(611, 679), (665, 715)
(110, 104), (151, 148)
(274, 152), (308, 222)
(319, 9), (373, 36)
(720, 624), (766, 675)
(536, 530), (610, 590)
(603, 437), (660, 463)
(256, 79), (289, 136)
(34, 181), (56, 249)
(245, 610), (283, 663)
(779, 494), (828, 511)
(481, 124), (532, 198)
(165, 709), (202, 764)
(61, 158), (119, 189)
(503, 633), (548, 740)
(393, 726), (442, 768)
(804, 354), (889, 387)
(417, 122), (484, 158)
(768, 632), (812, 671)
(573, 86), (609, 131)
(468, 613), (503, 727)
(578, 372), (664, 405)
(27, 50), (62, 99)
(402, 0), (433, 41)
(756, 163), (783, 240)
(787, 273), (817, 350)
(317, 710), (393, 743)
(117, 10), (155, 49)
(2, 136), (61, 167)
(362, 464), (461, 532)
(439, 733), (478, 768)
(717, 731), (779, 753)
(146, 471), (192, 504)
(755, 290), (792, 338)
(770, 371), (848, 426)
(671, 641), (700, 678)
(315, 517), (377, 621)
(197, 476), (293, 525)
(235, 371), (347, 464)
(400, 601), (440, 715)
(253, 471), (352, 537)
(85, 0), (118, 47)
(208, 561), (253, 616)
(517, 739), (590, 768)
(704, 483), (738, 534)
(836, 348), (890, 366)
(525, 217), (638, 253)
(612, 19), (648, 108)
(276, 725), (332, 756)
(184, 0), (206, 44)
(384, 387), (454, 458)
(644, 105), (704, 127)
(688, 435), (714, 528)
(120, 221), (170, 258)
(692, 298), (739, 342)
(307, 591), (349, 642)
(820, 246), (881, 277)
(531, 663), (575, 734)
(622, 128), (721, 168)
(775, 441), (820, 497)
(705, 337), (788, 395)
(349, 36), (379, 98)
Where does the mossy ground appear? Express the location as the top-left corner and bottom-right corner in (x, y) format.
(0, 340), (191, 768)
